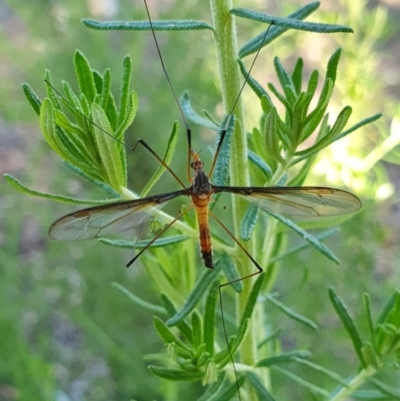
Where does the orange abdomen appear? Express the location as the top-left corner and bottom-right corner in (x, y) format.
(192, 195), (213, 268)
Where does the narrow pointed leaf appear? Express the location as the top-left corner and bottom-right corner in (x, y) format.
(267, 211), (340, 264)
(44, 70), (61, 110)
(117, 55), (132, 127)
(247, 372), (276, 401)
(239, 274), (265, 329)
(265, 294), (317, 329)
(112, 282), (166, 315)
(256, 350), (311, 367)
(238, 2), (321, 58)
(269, 227), (339, 263)
(181, 92), (219, 130)
(148, 366), (204, 381)
(4, 174), (110, 205)
(218, 252), (242, 293)
(99, 235), (189, 249)
(291, 58), (304, 94)
(22, 83), (41, 115)
(231, 8), (353, 34)
(160, 293), (192, 342)
(328, 287), (366, 367)
(240, 203), (259, 242)
(248, 150), (272, 179)
(197, 373), (226, 401)
(154, 316), (191, 351)
(100, 68), (111, 109)
(264, 107), (285, 164)
(191, 311), (203, 349)
(167, 265), (221, 326)
(203, 280), (219, 356)
(326, 48), (341, 84)
(83, 19), (213, 31)
(363, 293), (376, 349)
(74, 51), (96, 103)
(274, 57), (295, 101)
(141, 122), (179, 197)
(271, 366), (330, 397)
(214, 376), (246, 401)
(92, 103), (124, 188)
(238, 60), (269, 100)
(335, 113), (382, 142)
(369, 378), (400, 398)
(213, 114), (235, 186)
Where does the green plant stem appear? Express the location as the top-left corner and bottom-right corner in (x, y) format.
(210, 0), (258, 399)
(329, 366), (376, 401)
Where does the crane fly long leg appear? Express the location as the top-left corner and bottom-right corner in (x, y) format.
(209, 210), (263, 401)
(126, 205), (194, 267)
(132, 139), (187, 189)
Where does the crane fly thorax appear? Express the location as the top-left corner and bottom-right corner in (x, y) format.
(190, 150), (213, 196)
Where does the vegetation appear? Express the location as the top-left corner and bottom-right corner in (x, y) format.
(1, 0), (400, 400)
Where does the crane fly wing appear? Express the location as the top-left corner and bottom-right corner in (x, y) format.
(214, 186), (361, 217)
(49, 189), (189, 241)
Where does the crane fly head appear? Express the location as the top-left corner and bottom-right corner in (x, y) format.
(190, 149), (204, 172)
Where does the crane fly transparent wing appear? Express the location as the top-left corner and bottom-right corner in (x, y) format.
(213, 186), (361, 217)
(49, 189), (189, 241)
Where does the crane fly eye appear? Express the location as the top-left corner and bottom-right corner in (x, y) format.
(190, 161), (195, 169)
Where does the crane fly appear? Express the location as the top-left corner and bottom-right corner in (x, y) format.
(49, 144), (361, 271)
(47, 1), (362, 399)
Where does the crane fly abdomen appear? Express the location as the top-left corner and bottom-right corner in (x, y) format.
(191, 193), (214, 268)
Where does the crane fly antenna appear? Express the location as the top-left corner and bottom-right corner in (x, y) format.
(142, 0), (192, 182)
(208, 21), (274, 179)
(44, 80), (186, 188)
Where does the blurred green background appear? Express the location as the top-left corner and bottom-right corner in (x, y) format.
(1, 0), (400, 400)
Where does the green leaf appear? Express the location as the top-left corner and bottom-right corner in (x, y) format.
(239, 274), (264, 329)
(240, 203), (259, 242)
(256, 350), (311, 367)
(335, 113), (382, 142)
(267, 211), (340, 264)
(22, 83), (42, 116)
(99, 68), (111, 109)
(191, 311), (203, 349)
(181, 92), (219, 130)
(154, 316), (191, 351)
(112, 282), (166, 315)
(44, 70), (61, 110)
(361, 343), (379, 368)
(264, 107), (285, 164)
(238, 2), (321, 58)
(291, 357), (349, 386)
(368, 378), (400, 398)
(265, 294), (317, 330)
(74, 50), (97, 103)
(269, 227), (339, 263)
(99, 235), (189, 249)
(141, 122), (179, 197)
(363, 293), (376, 350)
(83, 19), (213, 31)
(291, 58), (304, 94)
(148, 366), (204, 381)
(328, 287), (366, 367)
(274, 57), (296, 102)
(231, 8), (353, 33)
(202, 360), (218, 386)
(166, 265), (221, 326)
(117, 55), (132, 127)
(238, 60), (269, 100)
(295, 106), (352, 157)
(326, 48), (341, 85)
(4, 174), (110, 205)
(63, 162), (121, 198)
(218, 252), (242, 293)
(271, 366), (329, 397)
(92, 103), (124, 188)
(196, 373), (226, 401)
(248, 150), (272, 179)
(160, 293), (192, 343)
(213, 114), (235, 186)
(247, 372), (276, 401)
(214, 376), (246, 401)
(203, 280), (219, 356)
